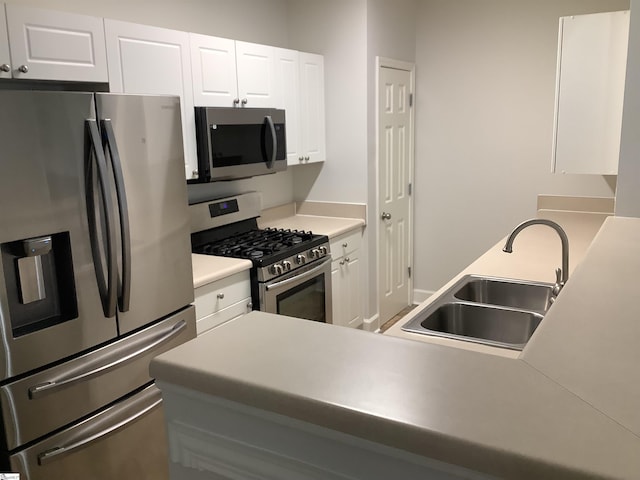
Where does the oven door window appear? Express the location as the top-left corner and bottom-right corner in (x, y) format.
(276, 275), (326, 323)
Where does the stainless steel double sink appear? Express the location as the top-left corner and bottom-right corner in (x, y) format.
(401, 275), (555, 350)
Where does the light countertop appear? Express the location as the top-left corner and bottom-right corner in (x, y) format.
(385, 210), (610, 356)
(191, 254), (252, 289)
(155, 214), (640, 479)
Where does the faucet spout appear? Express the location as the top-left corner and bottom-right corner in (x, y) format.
(502, 219), (569, 286)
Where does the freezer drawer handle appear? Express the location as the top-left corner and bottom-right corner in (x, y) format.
(28, 320), (188, 399)
(36, 393), (162, 465)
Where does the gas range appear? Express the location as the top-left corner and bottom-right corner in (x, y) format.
(190, 193), (333, 323)
(193, 226), (330, 281)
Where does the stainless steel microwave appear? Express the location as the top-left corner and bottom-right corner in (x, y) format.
(191, 107), (287, 182)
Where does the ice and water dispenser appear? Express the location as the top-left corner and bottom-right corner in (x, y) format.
(1, 232), (77, 337)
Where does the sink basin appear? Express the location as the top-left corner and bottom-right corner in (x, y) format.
(401, 274), (554, 350)
(453, 276), (553, 314)
(404, 302), (543, 350)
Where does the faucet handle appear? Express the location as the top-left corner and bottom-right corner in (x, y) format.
(552, 267), (563, 296)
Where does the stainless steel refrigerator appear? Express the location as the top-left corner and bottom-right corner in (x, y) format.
(0, 90), (196, 479)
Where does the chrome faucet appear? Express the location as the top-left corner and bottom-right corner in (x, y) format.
(502, 219), (569, 301)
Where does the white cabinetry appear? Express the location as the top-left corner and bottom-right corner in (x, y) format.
(194, 271), (252, 335)
(104, 19), (197, 179)
(552, 10), (629, 175)
(330, 229), (362, 328)
(190, 34), (277, 108)
(0, 5), (10, 79)
(275, 48), (326, 165)
(1, 4), (107, 82)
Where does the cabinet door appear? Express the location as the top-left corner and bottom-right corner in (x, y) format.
(299, 52), (326, 163)
(236, 41), (278, 108)
(331, 263), (345, 327)
(0, 5), (11, 79)
(552, 10), (629, 175)
(190, 33), (239, 107)
(274, 48), (302, 165)
(5, 4), (107, 82)
(344, 255), (362, 328)
(105, 19), (196, 179)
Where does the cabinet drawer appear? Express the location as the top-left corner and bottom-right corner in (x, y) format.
(194, 271), (251, 320)
(196, 297), (252, 335)
(330, 229), (362, 259)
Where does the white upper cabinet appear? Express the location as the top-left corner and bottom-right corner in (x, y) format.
(104, 19), (197, 179)
(0, 5), (10, 79)
(235, 41), (277, 108)
(2, 4), (108, 82)
(190, 35), (277, 108)
(190, 34), (238, 107)
(299, 52), (326, 163)
(275, 49), (326, 165)
(552, 10), (629, 175)
(274, 48), (302, 164)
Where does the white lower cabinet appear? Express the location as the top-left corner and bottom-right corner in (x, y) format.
(330, 229), (363, 328)
(194, 271), (252, 335)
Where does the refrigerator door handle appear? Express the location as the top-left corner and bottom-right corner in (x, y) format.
(85, 119), (117, 318)
(28, 319), (188, 399)
(101, 118), (131, 313)
(36, 388), (162, 466)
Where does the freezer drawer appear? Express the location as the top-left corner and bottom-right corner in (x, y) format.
(10, 384), (169, 480)
(0, 305), (195, 450)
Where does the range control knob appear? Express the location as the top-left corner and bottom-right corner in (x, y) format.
(318, 246), (328, 256)
(310, 248), (321, 259)
(270, 264), (284, 275)
(296, 254), (307, 265)
(282, 261), (292, 271)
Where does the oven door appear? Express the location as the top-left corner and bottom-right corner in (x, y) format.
(259, 257), (332, 324)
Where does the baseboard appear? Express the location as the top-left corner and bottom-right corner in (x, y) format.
(363, 314), (379, 333)
(413, 289), (434, 304)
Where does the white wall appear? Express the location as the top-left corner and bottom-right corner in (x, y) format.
(287, 0), (368, 205)
(616, 0), (640, 216)
(413, 0), (627, 295)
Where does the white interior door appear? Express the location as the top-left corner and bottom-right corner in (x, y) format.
(378, 64), (413, 325)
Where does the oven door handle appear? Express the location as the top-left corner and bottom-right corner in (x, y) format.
(266, 257), (331, 291)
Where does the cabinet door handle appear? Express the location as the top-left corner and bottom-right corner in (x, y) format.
(342, 243), (348, 248)
(18, 64), (28, 73)
(0, 64), (10, 73)
(233, 98), (240, 106)
(381, 212), (392, 220)
(217, 293), (225, 299)
(241, 98), (248, 106)
(304, 156), (310, 161)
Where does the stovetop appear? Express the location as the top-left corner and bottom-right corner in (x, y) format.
(193, 227), (329, 267)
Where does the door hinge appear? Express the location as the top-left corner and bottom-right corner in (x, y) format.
(408, 183), (412, 195)
(408, 266), (412, 278)
(409, 93), (413, 107)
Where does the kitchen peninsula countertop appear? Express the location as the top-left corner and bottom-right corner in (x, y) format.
(154, 215), (640, 479)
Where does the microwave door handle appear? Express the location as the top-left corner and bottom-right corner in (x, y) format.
(266, 257), (331, 291)
(85, 120), (117, 318)
(101, 119), (131, 312)
(264, 115), (277, 169)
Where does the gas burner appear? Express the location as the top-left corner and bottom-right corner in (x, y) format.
(249, 250), (264, 259)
